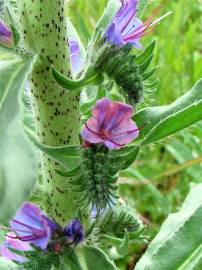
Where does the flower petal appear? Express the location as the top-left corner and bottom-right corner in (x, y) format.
(0, 233), (31, 262)
(69, 38), (85, 75)
(10, 203), (45, 232)
(105, 22), (125, 47)
(64, 219), (85, 245)
(10, 203), (56, 249)
(81, 98), (139, 149)
(81, 117), (103, 144)
(104, 0), (140, 47)
(104, 119), (139, 149)
(92, 98), (134, 133)
(113, 0), (139, 32)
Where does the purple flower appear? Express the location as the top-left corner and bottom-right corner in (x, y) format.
(81, 98), (139, 149)
(91, 205), (105, 219)
(9, 203), (57, 249)
(0, 233), (32, 262)
(69, 37), (85, 75)
(91, 205), (98, 219)
(0, 20), (13, 46)
(104, 0), (171, 48)
(63, 219), (85, 246)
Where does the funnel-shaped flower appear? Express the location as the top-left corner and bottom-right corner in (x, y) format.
(63, 219), (85, 246)
(104, 0), (171, 48)
(9, 203), (57, 249)
(81, 98), (139, 149)
(0, 20), (13, 46)
(0, 233), (32, 262)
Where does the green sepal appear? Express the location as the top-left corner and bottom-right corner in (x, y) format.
(144, 80), (159, 89)
(128, 225), (146, 240)
(110, 146), (140, 171)
(52, 66), (104, 91)
(117, 230), (129, 255)
(25, 126), (81, 169)
(138, 54), (154, 73)
(142, 67), (157, 81)
(102, 230), (129, 255)
(135, 41), (155, 64)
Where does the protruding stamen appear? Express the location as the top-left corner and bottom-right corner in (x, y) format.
(150, 11), (172, 26)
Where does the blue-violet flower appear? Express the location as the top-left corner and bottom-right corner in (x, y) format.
(69, 37), (85, 75)
(63, 219), (85, 246)
(104, 0), (171, 48)
(9, 202), (57, 249)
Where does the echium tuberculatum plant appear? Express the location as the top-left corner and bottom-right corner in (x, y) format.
(0, 0), (202, 269)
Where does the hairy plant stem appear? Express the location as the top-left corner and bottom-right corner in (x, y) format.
(18, 0), (87, 226)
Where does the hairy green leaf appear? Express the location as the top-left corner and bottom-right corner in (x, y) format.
(0, 117), (37, 223)
(0, 59), (33, 142)
(135, 184), (202, 270)
(0, 58), (37, 222)
(134, 79), (202, 145)
(52, 67), (103, 91)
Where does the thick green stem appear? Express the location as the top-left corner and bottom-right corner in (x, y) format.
(18, 0), (85, 226)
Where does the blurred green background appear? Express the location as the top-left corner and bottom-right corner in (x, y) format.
(67, 0), (202, 269)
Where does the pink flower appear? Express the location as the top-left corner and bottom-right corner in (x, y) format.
(0, 233), (32, 262)
(81, 98), (139, 149)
